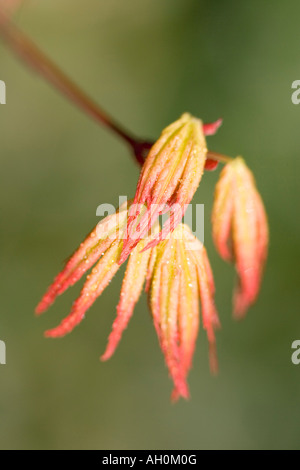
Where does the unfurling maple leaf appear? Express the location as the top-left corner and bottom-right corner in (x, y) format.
(37, 202), (159, 338)
(148, 224), (219, 401)
(0, 0), (269, 402)
(34, 112), (267, 401)
(120, 113), (222, 264)
(212, 157), (269, 317)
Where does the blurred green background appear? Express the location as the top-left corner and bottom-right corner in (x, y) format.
(0, 0), (299, 450)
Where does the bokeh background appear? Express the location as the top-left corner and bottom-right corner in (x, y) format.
(0, 0), (299, 450)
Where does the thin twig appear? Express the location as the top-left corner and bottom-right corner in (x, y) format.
(0, 8), (146, 156)
(206, 151), (233, 164)
(0, 8), (230, 168)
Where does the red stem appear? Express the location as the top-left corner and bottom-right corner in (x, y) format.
(0, 8), (230, 168)
(0, 9), (146, 154)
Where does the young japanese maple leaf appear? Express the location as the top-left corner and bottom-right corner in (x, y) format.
(212, 157), (269, 317)
(119, 113), (222, 264)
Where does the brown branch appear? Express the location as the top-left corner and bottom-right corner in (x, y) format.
(0, 8), (152, 163)
(0, 8), (230, 169)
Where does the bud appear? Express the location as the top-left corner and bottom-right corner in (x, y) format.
(212, 157), (269, 317)
(120, 113), (209, 263)
(148, 224), (220, 401)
